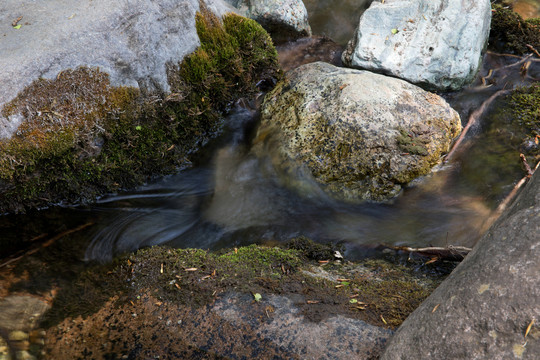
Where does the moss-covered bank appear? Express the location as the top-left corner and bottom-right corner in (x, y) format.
(36, 241), (444, 331)
(0, 8), (280, 214)
(489, 3), (540, 54)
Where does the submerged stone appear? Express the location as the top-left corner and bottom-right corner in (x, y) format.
(341, 0), (492, 91)
(253, 62), (461, 202)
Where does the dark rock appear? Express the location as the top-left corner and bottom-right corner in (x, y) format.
(382, 169), (540, 359)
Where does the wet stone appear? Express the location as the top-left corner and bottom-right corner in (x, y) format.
(7, 332), (28, 343)
(0, 336), (10, 360)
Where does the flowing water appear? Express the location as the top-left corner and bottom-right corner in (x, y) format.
(2, 49), (538, 264)
(0, 2), (539, 327)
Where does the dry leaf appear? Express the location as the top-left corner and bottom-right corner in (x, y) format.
(307, 300), (320, 304)
(175, 283), (181, 289)
(12, 16), (23, 27)
(525, 319), (535, 338)
(380, 315), (388, 325)
(185, 268), (198, 272)
(432, 304), (440, 313)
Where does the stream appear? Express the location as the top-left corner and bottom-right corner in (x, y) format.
(0, 1), (539, 340)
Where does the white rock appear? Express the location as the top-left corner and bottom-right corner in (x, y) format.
(0, 0), (235, 139)
(342, 0), (492, 91)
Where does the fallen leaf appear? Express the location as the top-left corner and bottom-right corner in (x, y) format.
(318, 260), (329, 265)
(167, 144), (175, 151)
(350, 299), (358, 304)
(337, 278), (350, 282)
(391, 28), (399, 35)
(155, 301), (162, 306)
(525, 319), (535, 338)
(175, 283), (181, 289)
(201, 275), (211, 280)
(254, 293), (262, 302)
(185, 268), (198, 272)
(307, 300), (320, 304)
(425, 256), (439, 265)
(432, 304), (440, 313)
(13, 24), (22, 29)
(380, 315), (388, 325)
(12, 16), (23, 27)
(135, 125), (142, 131)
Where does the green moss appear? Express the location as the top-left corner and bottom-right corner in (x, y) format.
(396, 128), (429, 156)
(489, 4), (540, 54)
(0, 9), (280, 214)
(286, 236), (344, 261)
(510, 84), (540, 136)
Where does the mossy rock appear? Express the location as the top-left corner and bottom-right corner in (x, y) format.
(0, 9), (280, 214)
(36, 240), (444, 330)
(489, 4), (540, 54)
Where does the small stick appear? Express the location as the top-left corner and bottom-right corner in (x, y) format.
(526, 44), (540, 58)
(386, 245), (472, 261)
(445, 89), (511, 162)
(483, 159), (539, 231)
(0, 222), (94, 268)
(520, 154), (534, 177)
(12, 16), (23, 27)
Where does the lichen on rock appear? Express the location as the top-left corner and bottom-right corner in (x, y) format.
(252, 62), (461, 203)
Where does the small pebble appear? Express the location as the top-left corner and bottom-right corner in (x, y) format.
(12, 340), (30, 351)
(15, 351), (35, 360)
(8, 332), (28, 342)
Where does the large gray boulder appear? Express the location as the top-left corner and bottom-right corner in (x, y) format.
(0, 0), (234, 139)
(253, 61), (461, 202)
(342, 0), (492, 91)
(382, 169), (540, 359)
(227, 0), (311, 43)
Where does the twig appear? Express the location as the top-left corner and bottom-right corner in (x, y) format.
(385, 245), (472, 261)
(526, 44), (540, 58)
(520, 154), (534, 177)
(0, 222), (94, 268)
(482, 160), (539, 231)
(445, 89), (511, 162)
